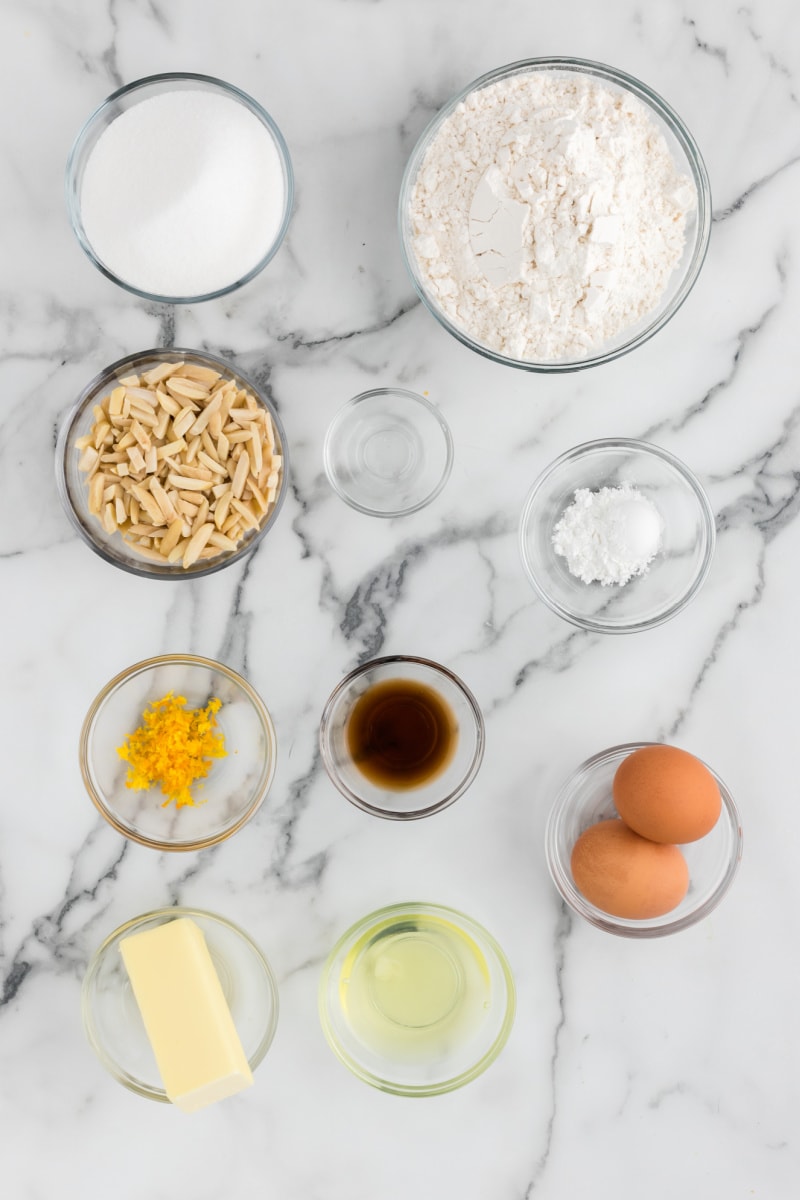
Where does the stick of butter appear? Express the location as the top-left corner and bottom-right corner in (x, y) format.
(120, 916), (254, 1113)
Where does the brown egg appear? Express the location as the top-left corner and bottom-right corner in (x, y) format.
(570, 819), (689, 919)
(613, 744), (721, 844)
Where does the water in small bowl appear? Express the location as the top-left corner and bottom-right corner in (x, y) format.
(324, 389), (453, 517)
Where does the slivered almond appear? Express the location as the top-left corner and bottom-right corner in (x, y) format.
(230, 496), (260, 529)
(231, 449), (250, 499)
(167, 472), (213, 491)
(150, 477), (177, 523)
(154, 407), (171, 441)
(198, 450), (226, 476)
(108, 386), (126, 416)
(228, 407), (261, 424)
(88, 473), (105, 514)
(183, 521), (214, 567)
(250, 428), (263, 476)
(158, 518), (185, 556)
(130, 420), (151, 451)
(128, 406), (158, 429)
(174, 363), (221, 384)
(127, 445), (146, 473)
(172, 406), (197, 439)
(125, 386), (158, 406)
(207, 529), (239, 551)
(156, 438), (187, 460)
(184, 435), (201, 465)
(142, 361), (183, 386)
(166, 377), (210, 401)
(155, 387), (181, 416)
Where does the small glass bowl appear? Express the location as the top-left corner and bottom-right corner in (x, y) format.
(66, 73), (294, 303)
(323, 389), (454, 516)
(80, 654), (277, 851)
(319, 902), (515, 1096)
(55, 347), (289, 580)
(519, 438), (715, 633)
(545, 743), (743, 938)
(319, 655), (484, 820)
(399, 57), (711, 372)
(82, 907), (279, 1102)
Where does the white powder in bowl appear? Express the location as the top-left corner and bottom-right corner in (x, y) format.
(80, 89), (287, 298)
(408, 70), (696, 362)
(552, 484), (663, 586)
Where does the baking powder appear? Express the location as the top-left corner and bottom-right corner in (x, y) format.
(552, 484), (663, 586)
(409, 71), (695, 361)
(80, 89), (286, 297)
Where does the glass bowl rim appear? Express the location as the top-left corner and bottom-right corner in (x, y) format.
(318, 900), (516, 1096)
(65, 71), (295, 304)
(318, 654), (485, 820)
(518, 436), (716, 633)
(81, 905), (280, 1102)
(79, 653), (277, 851)
(322, 387), (455, 518)
(398, 55), (712, 374)
(544, 741), (743, 938)
(55, 345), (290, 581)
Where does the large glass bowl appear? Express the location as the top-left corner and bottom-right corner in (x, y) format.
(399, 57), (711, 372)
(55, 347), (289, 580)
(545, 743), (743, 937)
(319, 902), (515, 1096)
(519, 438), (715, 633)
(66, 73), (294, 304)
(82, 908), (279, 1102)
(80, 654), (277, 851)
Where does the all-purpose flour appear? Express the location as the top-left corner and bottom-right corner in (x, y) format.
(409, 71), (696, 361)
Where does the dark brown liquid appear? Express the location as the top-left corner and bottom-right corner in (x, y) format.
(345, 678), (458, 790)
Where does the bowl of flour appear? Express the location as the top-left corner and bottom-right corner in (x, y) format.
(518, 439), (715, 633)
(399, 58), (711, 371)
(66, 73), (294, 303)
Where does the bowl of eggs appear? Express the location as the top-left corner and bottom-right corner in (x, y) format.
(545, 742), (742, 937)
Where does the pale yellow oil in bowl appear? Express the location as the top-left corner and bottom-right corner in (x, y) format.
(338, 914), (491, 1063)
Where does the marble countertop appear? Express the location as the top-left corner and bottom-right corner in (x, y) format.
(2, 1), (799, 1196)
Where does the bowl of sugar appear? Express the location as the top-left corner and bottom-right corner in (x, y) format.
(399, 57), (711, 372)
(519, 438), (715, 633)
(66, 73), (294, 303)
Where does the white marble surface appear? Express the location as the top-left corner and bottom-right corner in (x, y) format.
(2, 0), (799, 1196)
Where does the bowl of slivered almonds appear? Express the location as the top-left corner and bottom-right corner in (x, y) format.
(56, 348), (288, 578)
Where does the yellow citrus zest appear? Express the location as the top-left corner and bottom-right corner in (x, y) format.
(117, 692), (226, 809)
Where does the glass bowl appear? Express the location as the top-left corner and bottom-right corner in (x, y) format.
(519, 438), (715, 633)
(66, 73), (294, 303)
(319, 902), (515, 1096)
(545, 743), (743, 937)
(55, 347), (289, 580)
(82, 907), (279, 1102)
(319, 655), (485, 820)
(323, 388), (454, 517)
(80, 654), (277, 851)
(399, 57), (711, 372)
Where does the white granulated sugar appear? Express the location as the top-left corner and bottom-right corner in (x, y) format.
(80, 90), (286, 297)
(552, 484), (663, 586)
(409, 72), (696, 361)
